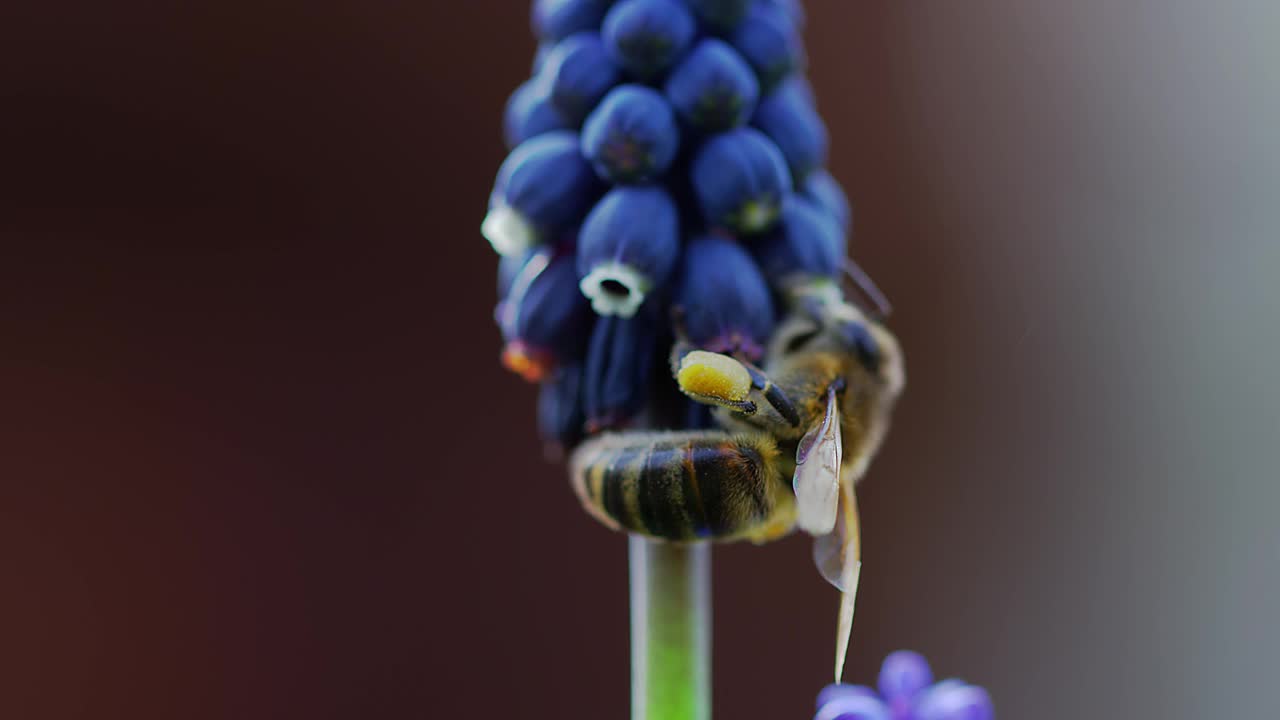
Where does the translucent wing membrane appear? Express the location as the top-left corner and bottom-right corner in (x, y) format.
(793, 384), (841, 535)
(813, 478), (861, 682)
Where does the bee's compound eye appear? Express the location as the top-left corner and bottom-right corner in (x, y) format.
(842, 322), (880, 374)
(783, 329), (819, 354)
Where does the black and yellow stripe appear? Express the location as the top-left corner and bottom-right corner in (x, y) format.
(570, 431), (789, 542)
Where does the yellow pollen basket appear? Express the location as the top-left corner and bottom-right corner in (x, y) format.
(677, 351), (752, 403)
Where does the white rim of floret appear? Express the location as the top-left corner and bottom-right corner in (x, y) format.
(481, 204), (538, 257)
(579, 261), (652, 318)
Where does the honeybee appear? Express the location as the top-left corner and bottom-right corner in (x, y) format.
(570, 284), (905, 680)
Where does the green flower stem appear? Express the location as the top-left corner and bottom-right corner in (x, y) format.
(630, 537), (711, 720)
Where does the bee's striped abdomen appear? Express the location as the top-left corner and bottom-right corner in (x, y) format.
(570, 431), (786, 542)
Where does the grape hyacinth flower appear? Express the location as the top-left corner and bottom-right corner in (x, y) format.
(754, 76), (829, 182)
(731, 1), (805, 93)
(479, 4), (948, 719)
(804, 168), (853, 235)
(483, 131), (597, 256)
(532, 0), (613, 43)
(583, 311), (660, 431)
(503, 78), (571, 150)
(815, 651), (994, 720)
(692, 127), (792, 234)
(664, 38), (760, 132)
(752, 194), (846, 290)
(673, 235), (775, 361)
(496, 249), (593, 382)
(577, 186), (681, 317)
(581, 85), (681, 184)
(684, 0), (751, 32)
(538, 362), (586, 453)
(542, 32), (621, 124)
(602, 0), (697, 81)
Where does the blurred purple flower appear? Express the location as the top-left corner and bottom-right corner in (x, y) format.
(816, 651), (993, 720)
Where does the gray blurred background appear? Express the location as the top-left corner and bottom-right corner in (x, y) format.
(3, 1), (1278, 718)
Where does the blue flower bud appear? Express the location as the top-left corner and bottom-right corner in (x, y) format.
(532, 0), (612, 43)
(583, 311), (660, 431)
(751, 194), (844, 288)
(813, 694), (891, 720)
(815, 653), (993, 720)
(878, 650), (934, 703)
(577, 186), (681, 317)
(538, 363), (587, 452)
(498, 250), (593, 382)
(581, 85), (680, 184)
(543, 32), (622, 124)
(682, 0), (751, 31)
(483, 131), (597, 256)
(663, 38), (760, 132)
(790, 72), (817, 105)
(602, 0), (697, 80)
(497, 247), (537, 301)
(815, 684), (880, 712)
(913, 681), (994, 720)
(767, 0), (806, 28)
(692, 127), (792, 234)
(803, 168), (852, 235)
(503, 78), (571, 150)
(730, 1), (804, 92)
(533, 43), (554, 74)
(674, 235), (775, 360)
(753, 77), (828, 182)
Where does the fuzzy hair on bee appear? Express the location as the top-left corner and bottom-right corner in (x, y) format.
(568, 288), (904, 681)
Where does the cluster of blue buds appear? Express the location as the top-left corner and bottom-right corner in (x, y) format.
(485, 0), (852, 449)
(816, 651), (994, 720)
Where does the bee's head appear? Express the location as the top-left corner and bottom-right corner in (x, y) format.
(768, 290), (905, 396)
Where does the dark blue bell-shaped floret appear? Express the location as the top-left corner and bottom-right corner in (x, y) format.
(577, 186), (681, 317)
(543, 33), (622, 124)
(751, 194), (845, 289)
(497, 247), (538, 302)
(581, 85), (680, 184)
(730, 1), (804, 93)
(682, 0), (751, 31)
(538, 362), (587, 452)
(503, 78), (571, 149)
(602, 0), (697, 81)
(663, 38), (760, 132)
(498, 251), (593, 383)
(674, 235), (776, 361)
(532, 0), (613, 43)
(803, 168), (852, 235)
(767, 0), (806, 28)
(533, 43), (554, 73)
(583, 311), (660, 431)
(752, 77), (828, 183)
(483, 131), (597, 256)
(790, 72), (817, 106)
(691, 126), (792, 234)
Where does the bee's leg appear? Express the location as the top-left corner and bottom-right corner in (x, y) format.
(670, 346), (759, 415)
(672, 348), (801, 427)
(666, 307), (800, 425)
(739, 360), (802, 427)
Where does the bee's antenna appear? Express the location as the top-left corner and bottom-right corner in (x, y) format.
(842, 259), (892, 320)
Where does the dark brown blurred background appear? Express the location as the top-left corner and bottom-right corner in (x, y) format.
(3, 1), (1277, 718)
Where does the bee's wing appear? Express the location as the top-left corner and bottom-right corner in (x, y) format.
(793, 385), (842, 535)
(812, 479), (861, 682)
